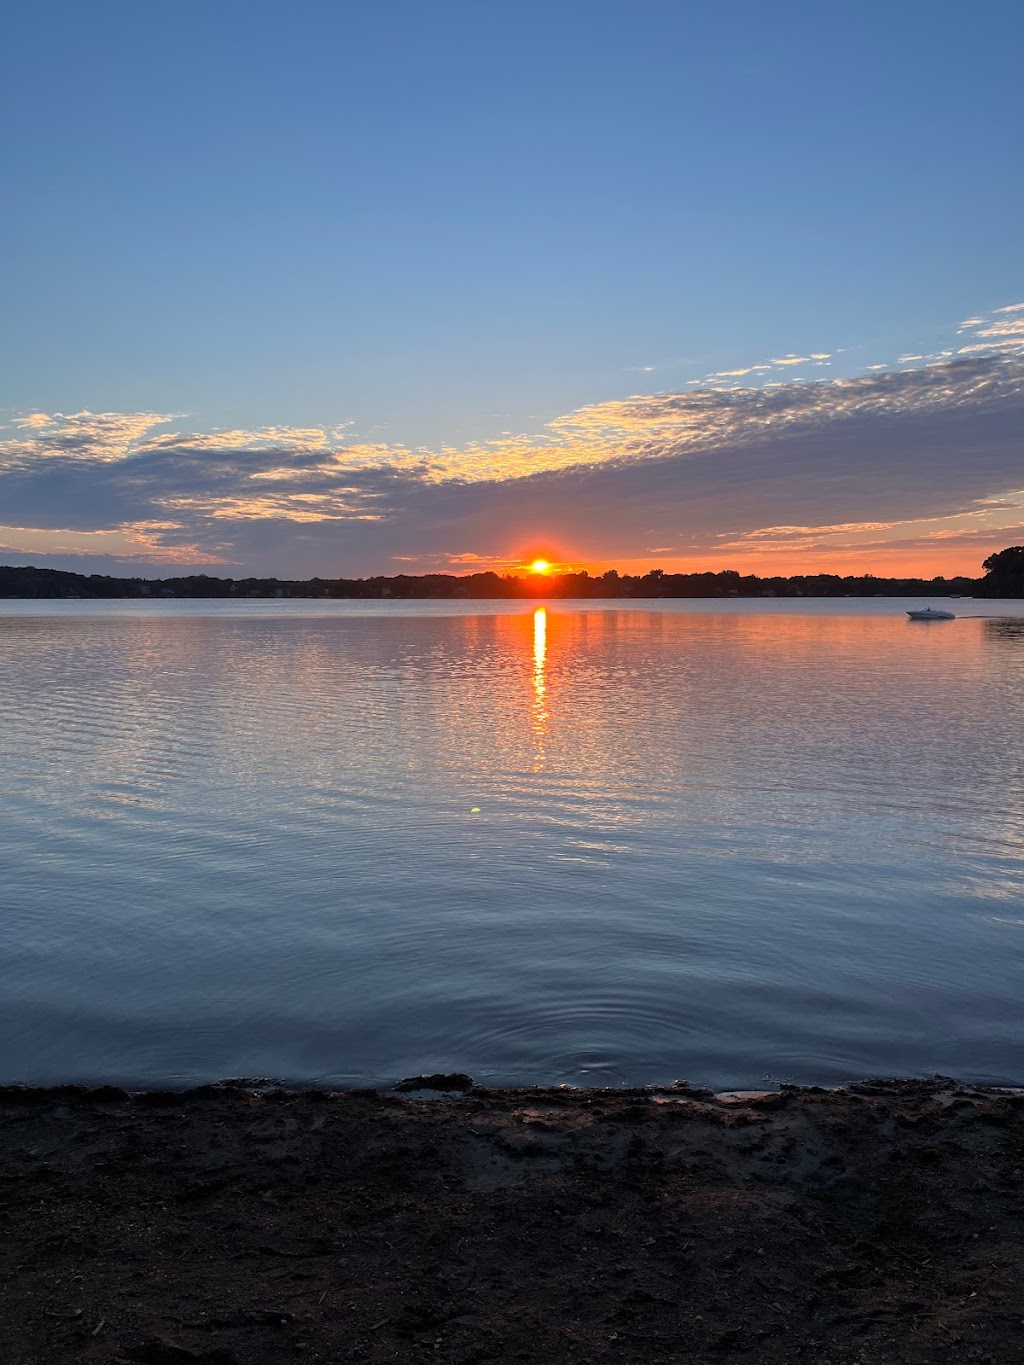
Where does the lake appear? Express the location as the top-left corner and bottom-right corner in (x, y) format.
(1, 598), (1022, 1090)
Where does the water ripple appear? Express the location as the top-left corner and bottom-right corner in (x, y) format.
(1, 600), (1023, 1088)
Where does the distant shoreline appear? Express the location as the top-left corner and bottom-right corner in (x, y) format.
(3, 561), (1020, 601)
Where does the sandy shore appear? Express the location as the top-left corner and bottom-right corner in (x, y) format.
(2, 1076), (1023, 1363)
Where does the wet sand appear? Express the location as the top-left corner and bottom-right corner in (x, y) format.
(2, 1076), (1023, 1363)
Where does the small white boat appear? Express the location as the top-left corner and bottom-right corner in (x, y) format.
(907, 607), (955, 621)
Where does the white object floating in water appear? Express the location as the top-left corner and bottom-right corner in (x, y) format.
(907, 607), (956, 621)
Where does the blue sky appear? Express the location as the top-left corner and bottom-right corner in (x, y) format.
(1, 1), (1022, 576)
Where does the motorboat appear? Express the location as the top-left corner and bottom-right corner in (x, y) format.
(907, 607), (955, 621)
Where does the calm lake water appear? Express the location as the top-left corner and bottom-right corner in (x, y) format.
(2, 598), (1023, 1090)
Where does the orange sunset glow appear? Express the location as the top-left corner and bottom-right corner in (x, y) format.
(3, 335), (1022, 583)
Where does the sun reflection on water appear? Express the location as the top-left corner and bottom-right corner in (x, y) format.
(532, 606), (548, 768)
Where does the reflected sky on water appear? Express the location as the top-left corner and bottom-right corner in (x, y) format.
(1, 598), (1023, 1089)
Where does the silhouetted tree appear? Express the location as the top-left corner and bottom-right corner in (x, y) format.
(980, 546), (1024, 598)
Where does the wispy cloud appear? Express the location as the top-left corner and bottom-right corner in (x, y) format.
(955, 302), (1024, 356)
(0, 411), (180, 468)
(1, 314), (1023, 578)
(696, 352), (832, 386)
(0, 520), (222, 563)
(706, 365), (772, 379)
(972, 317), (1024, 340)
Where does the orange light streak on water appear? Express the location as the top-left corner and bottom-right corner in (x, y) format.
(532, 606), (548, 768)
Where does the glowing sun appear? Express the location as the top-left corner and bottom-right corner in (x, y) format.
(529, 559), (551, 574)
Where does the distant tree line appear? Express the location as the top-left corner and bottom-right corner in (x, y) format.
(3, 551), (1023, 599)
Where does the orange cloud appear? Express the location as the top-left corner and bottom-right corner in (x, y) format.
(0, 521), (225, 563)
(2, 305), (1023, 579)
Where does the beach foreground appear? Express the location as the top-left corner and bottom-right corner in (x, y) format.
(2, 1078), (1022, 1364)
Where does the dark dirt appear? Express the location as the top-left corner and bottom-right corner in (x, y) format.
(2, 1076), (1023, 1363)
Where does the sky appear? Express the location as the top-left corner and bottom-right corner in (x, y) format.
(1, 0), (1022, 579)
